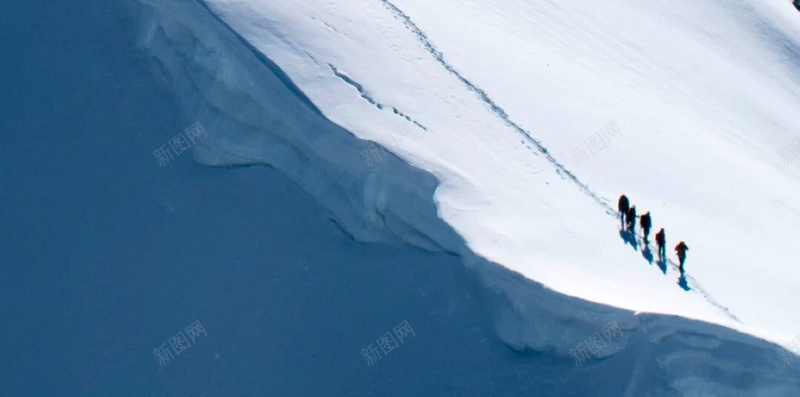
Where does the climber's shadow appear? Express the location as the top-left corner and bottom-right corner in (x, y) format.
(656, 257), (667, 274)
(677, 273), (690, 291)
(641, 244), (654, 264)
(618, 228), (638, 250)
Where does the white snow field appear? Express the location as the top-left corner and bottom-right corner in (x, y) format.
(134, 0), (800, 393)
(191, 0), (800, 343)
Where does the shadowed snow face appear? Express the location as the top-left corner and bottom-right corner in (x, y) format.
(2, 0), (800, 394)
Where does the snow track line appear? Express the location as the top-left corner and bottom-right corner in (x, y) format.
(636, 236), (742, 324)
(378, 0), (615, 216)
(379, 0), (740, 323)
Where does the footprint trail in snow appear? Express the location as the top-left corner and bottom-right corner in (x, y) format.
(378, 0), (739, 324)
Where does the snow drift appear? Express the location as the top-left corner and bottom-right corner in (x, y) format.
(133, 0), (800, 394)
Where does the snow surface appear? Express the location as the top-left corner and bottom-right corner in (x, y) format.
(4, 0), (800, 394)
(128, 0), (800, 393)
(191, 0), (800, 344)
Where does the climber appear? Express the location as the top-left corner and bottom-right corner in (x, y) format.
(640, 212), (652, 241)
(675, 241), (689, 274)
(655, 228), (666, 261)
(618, 195), (630, 227)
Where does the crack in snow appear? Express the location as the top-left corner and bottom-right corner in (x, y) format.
(328, 63), (428, 132)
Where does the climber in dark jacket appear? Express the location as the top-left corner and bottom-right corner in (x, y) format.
(655, 228), (666, 260)
(618, 195), (630, 226)
(625, 205), (636, 232)
(640, 212), (652, 241)
(675, 241), (689, 274)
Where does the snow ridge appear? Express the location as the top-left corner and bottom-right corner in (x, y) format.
(133, 0), (800, 393)
(379, 0), (738, 318)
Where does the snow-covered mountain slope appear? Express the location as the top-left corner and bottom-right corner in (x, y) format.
(184, 0), (800, 345)
(129, 0), (800, 393)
